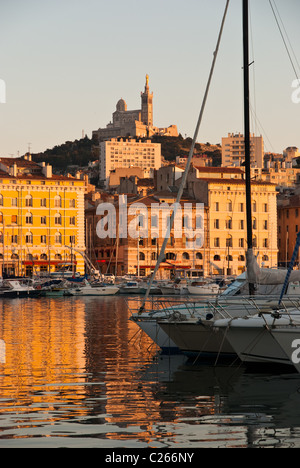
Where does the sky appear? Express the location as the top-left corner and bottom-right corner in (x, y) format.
(0, 0), (299, 157)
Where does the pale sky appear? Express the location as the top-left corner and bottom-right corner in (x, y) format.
(0, 0), (299, 157)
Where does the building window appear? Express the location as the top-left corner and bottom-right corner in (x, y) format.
(214, 219), (220, 229)
(226, 237), (233, 247)
(11, 198), (17, 206)
(11, 235), (18, 244)
(41, 235), (47, 244)
(263, 220), (268, 230)
(227, 201), (232, 212)
(239, 238), (244, 248)
(70, 235), (75, 244)
(70, 216), (76, 225)
(40, 198), (47, 207)
(41, 216), (47, 225)
(54, 196), (62, 208)
(11, 215), (17, 224)
(55, 213), (62, 225)
(263, 238), (268, 248)
(25, 195), (33, 207)
(226, 218), (232, 230)
(26, 232), (33, 244)
(0, 212), (3, 223)
(182, 252), (190, 260)
(214, 238), (220, 247)
(0, 194), (3, 206)
(165, 252), (176, 260)
(139, 252), (145, 260)
(26, 213), (33, 224)
(55, 232), (62, 244)
(69, 199), (76, 208)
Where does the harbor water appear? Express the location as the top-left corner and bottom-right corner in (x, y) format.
(1, 295), (300, 448)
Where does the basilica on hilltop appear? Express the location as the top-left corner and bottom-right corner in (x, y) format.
(92, 75), (178, 141)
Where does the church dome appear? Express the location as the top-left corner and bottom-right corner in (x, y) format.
(116, 98), (127, 112)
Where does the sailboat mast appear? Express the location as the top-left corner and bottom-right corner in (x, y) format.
(243, 0), (254, 294)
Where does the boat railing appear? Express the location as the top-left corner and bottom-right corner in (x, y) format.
(126, 293), (300, 322)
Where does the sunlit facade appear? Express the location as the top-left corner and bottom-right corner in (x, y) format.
(0, 156), (85, 276)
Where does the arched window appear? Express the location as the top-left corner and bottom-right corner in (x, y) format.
(151, 252), (157, 260)
(262, 255), (269, 261)
(55, 213), (62, 225)
(196, 252), (202, 260)
(40, 254), (47, 260)
(182, 252), (190, 260)
(227, 200), (232, 212)
(165, 252), (176, 260)
(26, 254), (33, 261)
(55, 254), (62, 260)
(54, 195), (62, 207)
(25, 232), (33, 244)
(11, 253), (19, 260)
(214, 255), (221, 261)
(139, 252), (145, 260)
(55, 232), (62, 244)
(26, 212), (33, 224)
(25, 195), (33, 207)
(238, 255), (245, 262)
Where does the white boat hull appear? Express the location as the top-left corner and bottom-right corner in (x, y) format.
(68, 286), (119, 296)
(214, 315), (297, 366)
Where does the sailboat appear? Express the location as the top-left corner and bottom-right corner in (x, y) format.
(130, 0), (300, 360)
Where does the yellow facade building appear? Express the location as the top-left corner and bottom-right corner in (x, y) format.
(0, 156), (85, 277)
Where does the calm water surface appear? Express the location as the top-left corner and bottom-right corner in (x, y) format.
(0, 295), (300, 448)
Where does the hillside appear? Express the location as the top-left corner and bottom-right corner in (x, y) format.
(31, 134), (221, 174)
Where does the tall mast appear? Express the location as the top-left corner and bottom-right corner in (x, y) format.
(243, 0), (254, 295)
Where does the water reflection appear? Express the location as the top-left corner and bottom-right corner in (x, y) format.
(0, 296), (300, 447)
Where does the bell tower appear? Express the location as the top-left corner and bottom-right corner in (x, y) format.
(141, 74), (153, 126)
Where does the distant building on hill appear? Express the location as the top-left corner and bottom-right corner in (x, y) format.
(92, 75), (178, 141)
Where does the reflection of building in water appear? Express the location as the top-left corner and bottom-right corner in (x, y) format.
(0, 299), (87, 406)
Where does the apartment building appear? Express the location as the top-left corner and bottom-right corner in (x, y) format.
(278, 193), (300, 267)
(222, 132), (264, 168)
(0, 156), (86, 276)
(99, 138), (161, 188)
(188, 177), (278, 275)
(86, 192), (208, 278)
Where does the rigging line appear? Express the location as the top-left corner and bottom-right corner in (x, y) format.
(248, 1), (257, 136)
(249, 102), (275, 153)
(138, 0), (230, 314)
(269, 0), (300, 81)
(273, 0), (300, 75)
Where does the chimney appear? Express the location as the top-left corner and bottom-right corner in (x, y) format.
(42, 164), (52, 178)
